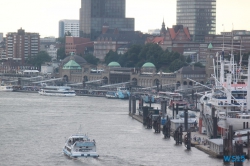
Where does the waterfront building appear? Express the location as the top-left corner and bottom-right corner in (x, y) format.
(59, 54), (206, 89)
(79, 0), (134, 39)
(5, 28), (40, 64)
(146, 23), (198, 62)
(59, 20), (79, 38)
(94, 24), (147, 60)
(176, 0), (216, 42)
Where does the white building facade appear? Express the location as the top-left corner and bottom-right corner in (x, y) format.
(46, 45), (58, 61)
(59, 20), (79, 38)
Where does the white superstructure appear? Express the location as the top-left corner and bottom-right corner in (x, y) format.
(63, 131), (99, 158)
(0, 85), (13, 92)
(38, 86), (76, 97)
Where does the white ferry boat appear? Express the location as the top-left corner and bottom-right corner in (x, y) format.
(63, 132), (99, 158)
(38, 86), (76, 97)
(0, 85), (13, 92)
(106, 91), (118, 99)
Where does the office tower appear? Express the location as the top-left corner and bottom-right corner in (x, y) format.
(176, 0), (216, 42)
(59, 20), (79, 38)
(79, 0), (134, 39)
(6, 28), (40, 64)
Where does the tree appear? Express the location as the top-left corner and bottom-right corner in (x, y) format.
(57, 47), (66, 60)
(194, 62), (204, 68)
(105, 50), (120, 65)
(84, 53), (99, 65)
(169, 59), (187, 72)
(186, 56), (192, 63)
(28, 51), (51, 68)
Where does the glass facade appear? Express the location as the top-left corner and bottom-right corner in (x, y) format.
(80, 0), (134, 39)
(176, 0), (216, 42)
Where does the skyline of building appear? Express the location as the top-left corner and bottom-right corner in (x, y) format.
(176, 0), (216, 42)
(79, 0), (134, 39)
(59, 19), (79, 38)
(5, 28), (40, 64)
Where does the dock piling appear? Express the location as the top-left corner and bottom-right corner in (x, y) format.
(234, 142), (244, 166)
(163, 116), (171, 138)
(132, 96), (136, 114)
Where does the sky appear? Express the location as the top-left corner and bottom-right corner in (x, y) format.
(0, 0), (250, 38)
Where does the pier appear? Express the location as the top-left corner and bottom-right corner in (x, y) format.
(128, 94), (250, 164)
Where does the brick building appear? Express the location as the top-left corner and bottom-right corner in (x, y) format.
(65, 36), (93, 56)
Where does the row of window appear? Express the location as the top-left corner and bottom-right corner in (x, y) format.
(183, 74), (206, 78)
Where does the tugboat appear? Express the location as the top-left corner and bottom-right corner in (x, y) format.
(63, 128), (99, 158)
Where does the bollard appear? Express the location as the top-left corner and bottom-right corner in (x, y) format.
(172, 104), (175, 119)
(184, 109), (188, 132)
(248, 132), (250, 160)
(129, 95), (132, 114)
(184, 131), (191, 150)
(142, 106), (149, 125)
(174, 125), (183, 145)
(176, 103), (179, 116)
(132, 96), (136, 114)
(163, 116), (171, 138)
(234, 142), (244, 166)
(146, 113), (152, 129)
(153, 115), (161, 133)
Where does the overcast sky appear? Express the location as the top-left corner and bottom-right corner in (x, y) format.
(0, 0), (249, 37)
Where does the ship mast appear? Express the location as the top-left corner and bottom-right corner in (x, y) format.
(247, 57), (250, 111)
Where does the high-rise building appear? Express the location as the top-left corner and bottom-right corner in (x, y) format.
(6, 28), (40, 64)
(79, 0), (134, 39)
(176, 0), (216, 42)
(59, 20), (79, 38)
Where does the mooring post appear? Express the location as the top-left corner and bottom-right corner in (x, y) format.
(248, 131), (250, 160)
(234, 142), (244, 166)
(132, 96), (136, 114)
(142, 106), (149, 125)
(229, 125), (233, 156)
(129, 95), (132, 114)
(172, 104), (175, 119)
(149, 96), (152, 108)
(186, 131), (191, 150)
(223, 137), (230, 165)
(176, 103), (179, 117)
(184, 108), (188, 132)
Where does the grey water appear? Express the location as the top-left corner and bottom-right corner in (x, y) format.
(0, 92), (248, 166)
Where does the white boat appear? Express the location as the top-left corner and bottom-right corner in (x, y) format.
(106, 91), (118, 99)
(0, 85), (13, 92)
(199, 48), (250, 136)
(63, 132), (99, 158)
(38, 86), (76, 97)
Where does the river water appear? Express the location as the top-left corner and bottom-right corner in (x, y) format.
(0, 92), (248, 166)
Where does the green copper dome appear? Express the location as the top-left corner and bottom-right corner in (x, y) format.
(142, 62), (155, 68)
(108, 61), (121, 67)
(63, 60), (82, 70)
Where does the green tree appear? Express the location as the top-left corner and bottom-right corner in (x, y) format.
(138, 43), (164, 70)
(28, 51), (51, 68)
(84, 53), (99, 65)
(194, 62), (204, 68)
(105, 50), (120, 65)
(57, 47), (66, 60)
(186, 56), (192, 63)
(169, 59), (187, 72)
